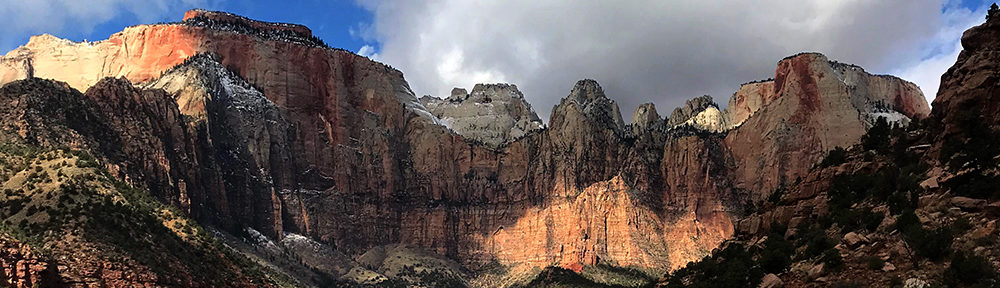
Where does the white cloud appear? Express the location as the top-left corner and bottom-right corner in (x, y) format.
(893, 1), (988, 105)
(358, 45), (381, 61)
(358, 0), (986, 121)
(0, 0), (210, 52)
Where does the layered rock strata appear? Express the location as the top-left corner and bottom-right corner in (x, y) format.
(0, 9), (932, 281)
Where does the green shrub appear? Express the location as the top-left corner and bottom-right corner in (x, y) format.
(866, 256), (884, 270)
(943, 251), (997, 287)
(25, 205), (38, 216)
(524, 266), (615, 288)
(975, 234), (998, 247)
(796, 223), (834, 260)
(758, 232), (794, 274)
(862, 117), (891, 154)
(889, 276), (903, 288)
(828, 165), (922, 217)
(821, 147), (849, 167)
(821, 249), (843, 271)
(952, 216), (973, 235)
(943, 173), (1000, 200)
(664, 245), (763, 288)
(767, 186), (785, 204)
(831, 207), (883, 232)
(897, 212), (953, 262)
(940, 109), (1000, 171)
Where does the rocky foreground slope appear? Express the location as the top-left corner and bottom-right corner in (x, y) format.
(0, 9), (936, 287)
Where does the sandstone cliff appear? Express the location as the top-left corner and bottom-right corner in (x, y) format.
(675, 12), (1000, 288)
(0, 9), (935, 287)
(726, 53), (928, 196)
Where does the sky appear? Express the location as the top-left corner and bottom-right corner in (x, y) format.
(0, 0), (992, 121)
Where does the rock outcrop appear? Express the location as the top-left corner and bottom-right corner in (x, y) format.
(666, 95), (724, 130)
(0, 236), (59, 288)
(631, 103), (662, 132)
(932, 10), (1000, 136)
(420, 83), (543, 148)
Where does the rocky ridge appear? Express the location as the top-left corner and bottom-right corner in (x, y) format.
(0, 78), (287, 287)
(420, 84), (543, 148)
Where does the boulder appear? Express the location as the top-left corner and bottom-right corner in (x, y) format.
(882, 262), (896, 272)
(951, 196), (987, 211)
(760, 273), (783, 288)
(807, 263), (825, 279)
(904, 278), (929, 288)
(842, 232), (869, 247)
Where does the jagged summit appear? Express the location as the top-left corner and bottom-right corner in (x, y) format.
(667, 95), (719, 126)
(631, 103), (662, 132)
(551, 79), (626, 131)
(421, 82), (543, 148)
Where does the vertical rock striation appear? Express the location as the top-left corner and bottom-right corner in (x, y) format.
(0, 10), (933, 282)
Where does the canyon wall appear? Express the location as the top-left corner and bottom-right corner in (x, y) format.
(0, 9), (931, 276)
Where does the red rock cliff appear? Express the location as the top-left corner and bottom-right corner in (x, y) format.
(726, 53), (929, 196)
(0, 10), (931, 279)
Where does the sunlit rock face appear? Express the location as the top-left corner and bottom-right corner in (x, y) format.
(0, 9), (931, 281)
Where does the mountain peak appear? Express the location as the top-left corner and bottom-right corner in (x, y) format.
(666, 95), (718, 127)
(421, 83), (543, 148)
(551, 79), (626, 131)
(631, 103), (662, 131)
(567, 79), (606, 105)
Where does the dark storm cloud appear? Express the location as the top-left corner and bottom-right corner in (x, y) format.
(357, 0), (983, 121)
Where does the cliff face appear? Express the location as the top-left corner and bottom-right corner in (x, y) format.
(726, 81), (777, 128)
(725, 53), (928, 196)
(0, 78), (283, 287)
(0, 9), (933, 285)
(718, 17), (1000, 287)
(932, 12), (1000, 136)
